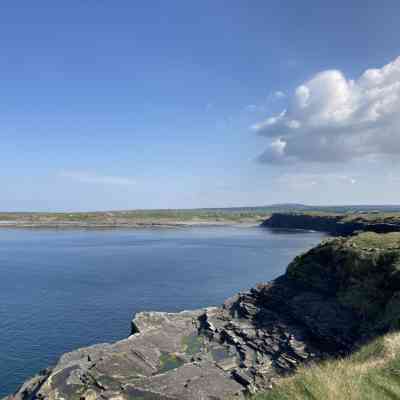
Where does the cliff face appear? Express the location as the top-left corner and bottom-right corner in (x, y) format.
(262, 212), (400, 235)
(6, 232), (400, 400)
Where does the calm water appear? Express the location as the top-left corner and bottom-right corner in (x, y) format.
(0, 226), (324, 396)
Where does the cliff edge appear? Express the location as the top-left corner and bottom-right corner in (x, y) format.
(5, 232), (400, 400)
(262, 212), (400, 235)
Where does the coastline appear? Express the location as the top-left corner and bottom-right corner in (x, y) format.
(6, 212), (400, 399)
(6, 230), (400, 399)
(0, 220), (262, 229)
(262, 212), (400, 235)
(0, 210), (269, 230)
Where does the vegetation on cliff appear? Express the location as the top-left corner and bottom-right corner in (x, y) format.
(254, 331), (400, 400)
(263, 212), (400, 235)
(254, 232), (400, 400)
(287, 232), (400, 333)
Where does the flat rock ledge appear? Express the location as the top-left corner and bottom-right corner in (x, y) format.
(3, 278), (352, 400)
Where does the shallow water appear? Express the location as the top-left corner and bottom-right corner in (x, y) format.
(0, 226), (325, 396)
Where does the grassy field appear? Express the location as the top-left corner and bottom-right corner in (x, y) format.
(0, 208), (273, 226)
(2, 204), (400, 226)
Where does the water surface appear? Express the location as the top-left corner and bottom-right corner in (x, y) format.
(0, 226), (324, 396)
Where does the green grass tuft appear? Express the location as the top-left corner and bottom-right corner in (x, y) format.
(158, 352), (185, 373)
(253, 332), (400, 400)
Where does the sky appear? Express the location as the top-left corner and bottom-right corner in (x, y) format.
(1, 1), (400, 211)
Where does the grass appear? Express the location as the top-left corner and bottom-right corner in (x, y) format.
(181, 334), (204, 355)
(349, 232), (400, 249)
(287, 233), (400, 329)
(253, 332), (400, 400)
(255, 233), (400, 400)
(278, 210), (400, 225)
(158, 352), (185, 373)
(0, 209), (272, 225)
(3, 207), (400, 226)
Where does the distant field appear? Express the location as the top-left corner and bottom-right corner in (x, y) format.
(2, 205), (400, 227)
(0, 208), (272, 227)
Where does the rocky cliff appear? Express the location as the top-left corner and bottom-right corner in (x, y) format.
(262, 212), (400, 235)
(5, 232), (400, 400)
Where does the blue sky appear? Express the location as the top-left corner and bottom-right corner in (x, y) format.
(1, 1), (400, 211)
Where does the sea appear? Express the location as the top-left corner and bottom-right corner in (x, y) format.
(0, 226), (325, 396)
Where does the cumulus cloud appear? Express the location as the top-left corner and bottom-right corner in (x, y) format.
(253, 56), (400, 164)
(60, 171), (136, 185)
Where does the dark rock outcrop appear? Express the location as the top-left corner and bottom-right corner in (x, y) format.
(262, 212), (400, 235)
(6, 232), (400, 400)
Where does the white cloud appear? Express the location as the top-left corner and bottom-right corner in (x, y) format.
(254, 56), (400, 164)
(244, 103), (269, 113)
(60, 171), (136, 186)
(245, 104), (258, 112)
(273, 90), (286, 99)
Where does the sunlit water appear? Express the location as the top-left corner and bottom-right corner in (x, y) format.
(0, 226), (325, 396)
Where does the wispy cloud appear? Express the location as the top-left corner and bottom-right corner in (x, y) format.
(244, 104), (258, 112)
(244, 91), (286, 114)
(59, 171), (136, 186)
(272, 90), (286, 99)
(243, 104), (269, 114)
(275, 173), (358, 189)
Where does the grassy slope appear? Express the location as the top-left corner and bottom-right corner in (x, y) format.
(287, 232), (400, 332)
(254, 232), (400, 400)
(254, 332), (400, 400)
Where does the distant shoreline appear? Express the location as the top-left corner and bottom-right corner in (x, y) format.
(262, 211), (400, 235)
(5, 207), (400, 231)
(0, 220), (262, 229)
(0, 210), (269, 229)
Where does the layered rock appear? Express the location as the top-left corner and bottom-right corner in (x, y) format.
(6, 232), (400, 400)
(262, 212), (400, 235)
